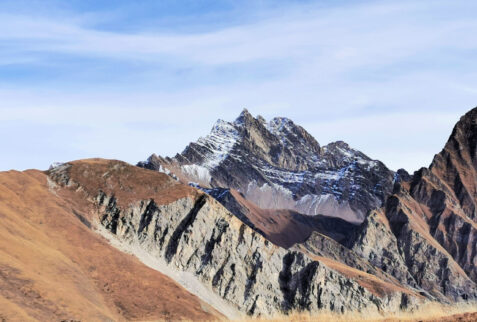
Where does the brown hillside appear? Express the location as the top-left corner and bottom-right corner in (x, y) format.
(0, 165), (222, 321)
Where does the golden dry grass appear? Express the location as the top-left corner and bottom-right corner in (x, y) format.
(237, 302), (477, 322)
(65, 158), (201, 208)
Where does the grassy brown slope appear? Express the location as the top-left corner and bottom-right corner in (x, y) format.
(66, 158), (201, 208)
(0, 167), (221, 321)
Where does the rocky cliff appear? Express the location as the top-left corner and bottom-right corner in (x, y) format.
(406, 108), (477, 284)
(347, 108), (477, 302)
(47, 159), (424, 317)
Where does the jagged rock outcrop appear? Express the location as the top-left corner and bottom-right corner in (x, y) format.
(297, 231), (408, 289)
(406, 108), (477, 283)
(384, 191), (476, 301)
(48, 159), (421, 317)
(139, 109), (394, 223)
(346, 108), (477, 302)
(347, 179), (477, 302)
(348, 209), (419, 289)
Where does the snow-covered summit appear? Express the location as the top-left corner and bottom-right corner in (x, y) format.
(195, 119), (240, 169)
(139, 109), (394, 223)
(233, 108), (253, 127)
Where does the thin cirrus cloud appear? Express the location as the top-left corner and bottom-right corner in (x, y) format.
(0, 0), (476, 171)
(2, 3), (476, 66)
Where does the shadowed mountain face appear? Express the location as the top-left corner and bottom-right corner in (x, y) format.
(197, 186), (359, 248)
(140, 109), (394, 223)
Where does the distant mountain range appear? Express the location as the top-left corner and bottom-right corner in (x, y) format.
(1, 107), (476, 320)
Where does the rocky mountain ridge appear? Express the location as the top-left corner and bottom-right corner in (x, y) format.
(405, 108), (477, 284)
(47, 159), (425, 317)
(44, 151), (476, 318)
(140, 109), (394, 223)
(137, 107), (477, 312)
(1, 107), (477, 320)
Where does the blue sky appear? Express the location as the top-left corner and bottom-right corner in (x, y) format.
(1, 0), (477, 172)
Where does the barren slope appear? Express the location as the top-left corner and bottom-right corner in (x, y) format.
(0, 166), (221, 321)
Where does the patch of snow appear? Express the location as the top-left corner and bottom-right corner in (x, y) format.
(296, 194), (363, 223)
(337, 146), (354, 158)
(245, 181), (296, 209)
(267, 117), (297, 146)
(196, 119), (240, 169)
(314, 171), (340, 181)
(158, 165), (171, 175)
(48, 162), (64, 170)
(259, 165), (308, 185)
(267, 117), (293, 134)
(181, 164), (212, 184)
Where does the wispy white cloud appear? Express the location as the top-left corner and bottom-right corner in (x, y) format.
(0, 0), (476, 171)
(1, 1), (476, 66)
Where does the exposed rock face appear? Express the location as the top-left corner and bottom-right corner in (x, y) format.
(3, 106), (477, 319)
(137, 107), (477, 312)
(195, 180), (477, 304)
(347, 108), (477, 302)
(48, 159), (421, 317)
(384, 191), (475, 301)
(139, 109), (394, 223)
(203, 179), (477, 304)
(407, 108), (477, 283)
(348, 209), (419, 289)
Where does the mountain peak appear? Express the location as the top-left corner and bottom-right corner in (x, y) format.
(267, 116), (294, 132)
(447, 106), (477, 158)
(326, 140), (350, 149)
(427, 106), (477, 223)
(140, 109), (394, 223)
(431, 106), (477, 171)
(234, 108), (254, 126)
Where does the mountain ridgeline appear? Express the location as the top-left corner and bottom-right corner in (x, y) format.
(1, 108), (477, 320)
(135, 108), (477, 315)
(140, 109), (394, 223)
